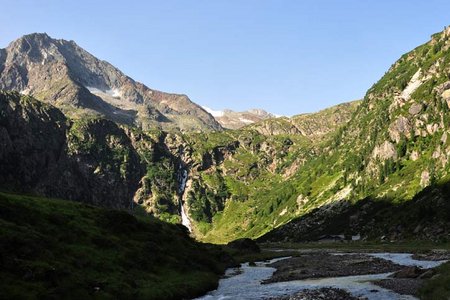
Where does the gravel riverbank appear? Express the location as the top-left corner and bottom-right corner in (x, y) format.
(263, 252), (403, 284)
(265, 287), (367, 300)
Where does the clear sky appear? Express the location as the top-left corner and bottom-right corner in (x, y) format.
(1, 1), (450, 116)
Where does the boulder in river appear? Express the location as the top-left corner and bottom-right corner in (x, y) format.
(390, 266), (424, 278)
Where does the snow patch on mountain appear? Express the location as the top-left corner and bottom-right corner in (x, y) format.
(239, 117), (255, 124)
(202, 106), (224, 117)
(87, 86), (121, 98)
(200, 105), (281, 129)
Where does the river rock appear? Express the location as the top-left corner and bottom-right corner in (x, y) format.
(390, 266), (424, 278)
(418, 269), (435, 279)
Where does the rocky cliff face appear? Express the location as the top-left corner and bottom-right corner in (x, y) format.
(0, 33), (222, 131)
(0, 91), (143, 208)
(0, 91), (68, 191)
(0, 90), (198, 218)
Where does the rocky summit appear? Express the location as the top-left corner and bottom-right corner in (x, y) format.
(0, 33), (222, 131)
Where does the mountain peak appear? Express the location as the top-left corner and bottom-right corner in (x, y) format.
(22, 32), (51, 40)
(0, 33), (222, 131)
(10, 32), (55, 49)
(246, 108), (274, 117)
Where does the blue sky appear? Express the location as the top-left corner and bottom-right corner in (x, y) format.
(1, 1), (450, 116)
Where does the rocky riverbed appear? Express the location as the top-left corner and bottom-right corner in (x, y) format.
(369, 251), (450, 297)
(265, 287), (367, 300)
(412, 250), (450, 261)
(263, 252), (404, 284)
(374, 278), (423, 297)
(196, 250), (448, 300)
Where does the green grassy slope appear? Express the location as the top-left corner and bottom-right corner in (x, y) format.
(0, 89), (361, 244)
(187, 26), (450, 242)
(178, 101), (360, 243)
(259, 179), (450, 242)
(256, 27), (450, 243)
(0, 192), (229, 300)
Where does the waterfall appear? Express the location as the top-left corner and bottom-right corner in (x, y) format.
(180, 197), (192, 231)
(177, 151), (192, 232)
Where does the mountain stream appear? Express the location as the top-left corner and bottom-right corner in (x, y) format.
(195, 253), (447, 300)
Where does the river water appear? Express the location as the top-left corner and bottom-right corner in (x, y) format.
(195, 253), (447, 300)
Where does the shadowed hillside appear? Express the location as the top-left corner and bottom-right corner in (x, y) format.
(258, 180), (450, 243)
(0, 191), (232, 299)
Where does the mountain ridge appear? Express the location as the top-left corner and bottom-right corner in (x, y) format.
(0, 32), (222, 131)
(202, 106), (278, 129)
(247, 100), (361, 137)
